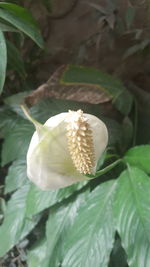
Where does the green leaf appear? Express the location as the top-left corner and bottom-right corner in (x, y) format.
(114, 167), (150, 267)
(26, 181), (87, 216)
(30, 98), (106, 123)
(0, 2), (38, 26)
(5, 158), (28, 193)
(6, 40), (26, 78)
(1, 119), (34, 166)
(61, 65), (133, 115)
(0, 106), (23, 137)
(0, 185), (40, 257)
(62, 180), (117, 267)
(125, 7), (135, 29)
(124, 145), (150, 173)
(0, 3), (44, 48)
(44, 190), (89, 267)
(0, 21), (18, 32)
(0, 30), (7, 94)
(27, 238), (47, 267)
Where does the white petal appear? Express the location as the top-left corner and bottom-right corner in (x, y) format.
(26, 110), (108, 190)
(84, 113), (108, 173)
(27, 113), (86, 190)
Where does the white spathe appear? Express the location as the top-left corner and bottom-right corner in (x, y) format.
(25, 110), (108, 190)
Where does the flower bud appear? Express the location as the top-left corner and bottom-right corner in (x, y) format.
(22, 106), (108, 190)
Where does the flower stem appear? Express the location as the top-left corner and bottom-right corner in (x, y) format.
(85, 159), (123, 179)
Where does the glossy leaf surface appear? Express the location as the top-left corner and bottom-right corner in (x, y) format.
(0, 2), (44, 48)
(124, 145), (150, 173)
(62, 180), (117, 267)
(114, 167), (150, 267)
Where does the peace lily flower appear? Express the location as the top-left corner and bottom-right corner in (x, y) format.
(22, 106), (108, 190)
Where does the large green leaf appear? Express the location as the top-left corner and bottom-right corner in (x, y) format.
(44, 190), (89, 267)
(61, 65), (133, 115)
(27, 191), (89, 267)
(0, 185), (40, 257)
(62, 180), (117, 267)
(7, 40), (26, 78)
(114, 167), (150, 267)
(0, 106), (23, 137)
(124, 145), (150, 173)
(1, 119), (34, 166)
(26, 181), (87, 216)
(0, 30), (7, 94)
(0, 2), (44, 48)
(30, 98), (107, 123)
(5, 158), (28, 193)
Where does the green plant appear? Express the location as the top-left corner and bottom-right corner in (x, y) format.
(0, 0), (150, 265)
(0, 62), (150, 266)
(0, 1), (44, 94)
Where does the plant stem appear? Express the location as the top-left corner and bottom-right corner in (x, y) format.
(85, 159), (123, 179)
